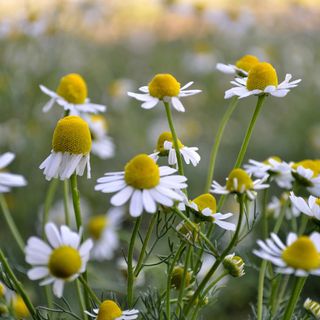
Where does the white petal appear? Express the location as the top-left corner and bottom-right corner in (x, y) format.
(142, 189), (157, 213)
(0, 152), (15, 168)
(171, 97), (185, 112)
(27, 267), (49, 280)
(111, 186), (134, 206)
(53, 279), (65, 298)
(129, 190), (143, 217)
(141, 98), (159, 109)
(45, 223), (62, 248)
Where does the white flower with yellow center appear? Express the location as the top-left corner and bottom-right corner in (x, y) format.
(244, 156), (293, 189)
(216, 54), (260, 77)
(95, 154), (187, 217)
(40, 116), (92, 181)
(127, 73), (201, 112)
(253, 232), (320, 276)
(211, 168), (269, 200)
(85, 299), (139, 320)
(25, 222), (93, 298)
(267, 193), (300, 220)
(224, 62), (301, 99)
(0, 152), (27, 192)
(40, 73), (106, 115)
(87, 207), (124, 261)
(150, 131), (200, 167)
(289, 192), (320, 220)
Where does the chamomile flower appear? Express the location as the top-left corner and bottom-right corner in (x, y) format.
(267, 193), (300, 220)
(95, 154), (187, 217)
(87, 207), (124, 261)
(253, 232), (320, 276)
(211, 168), (269, 200)
(244, 157), (293, 189)
(216, 54), (259, 77)
(128, 73), (201, 112)
(289, 192), (320, 220)
(0, 152), (27, 192)
(40, 73), (106, 115)
(224, 62), (301, 99)
(150, 131), (200, 167)
(85, 299), (139, 320)
(39, 116), (92, 181)
(25, 222), (93, 298)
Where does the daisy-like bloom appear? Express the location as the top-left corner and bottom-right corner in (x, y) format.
(224, 62), (301, 99)
(25, 222), (93, 298)
(85, 299), (139, 320)
(211, 168), (269, 201)
(84, 114), (115, 160)
(0, 152), (27, 192)
(289, 192), (320, 221)
(304, 298), (320, 319)
(244, 156), (294, 189)
(95, 154), (187, 217)
(253, 232), (320, 276)
(150, 131), (200, 167)
(223, 253), (245, 278)
(267, 193), (300, 220)
(40, 116), (92, 181)
(216, 54), (259, 77)
(40, 73), (106, 115)
(87, 207), (123, 261)
(127, 73), (201, 112)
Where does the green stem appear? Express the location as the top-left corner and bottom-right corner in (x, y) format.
(298, 215), (308, 235)
(44, 286), (53, 310)
(0, 249), (37, 319)
(79, 276), (100, 305)
(76, 280), (88, 320)
(282, 277), (307, 320)
(63, 180), (70, 226)
(127, 216), (142, 307)
(205, 97), (238, 192)
(202, 270), (229, 298)
(70, 174), (82, 230)
(0, 194), (24, 253)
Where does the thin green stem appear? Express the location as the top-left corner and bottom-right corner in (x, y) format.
(298, 215), (308, 235)
(79, 276), (100, 305)
(127, 216), (142, 307)
(70, 174), (82, 230)
(76, 280), (88, 320)
(273, 200), (288, 234)
(282, 277), (307, 320)
(202, 270), (229, 298)
(63, 180), (70, 226)
(205, 97), (238, 192)
(0, 194), (24, 253)
(44, 286), (53, 310)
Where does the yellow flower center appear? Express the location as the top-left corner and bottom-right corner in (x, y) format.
(282, 236), (320, 270)
(87, 215), (107, 240)
(56, 73), (87, 104)
(12, 295), (30, 319)
(124, 154), (160, 189)
(48, 246), (82, 279)
(293, 160), (320, 178)
(235, 55), (259, 72)
(97, 300), (122, 320)
(52, 116), (92, 154)
(316, 198), (320, 206)
(263, 156), (282, 165)
(246, 62), (278, 91)
(192, 193), (216, 213)
(148, 74), (180, 99)
(156, 131), (184, 154)
(226, 168), (254, 192)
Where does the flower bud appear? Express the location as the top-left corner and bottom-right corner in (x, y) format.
(223, 254), (245, 278)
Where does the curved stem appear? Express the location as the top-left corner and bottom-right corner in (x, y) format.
(76, 280), (88, 320)
(205, 97), (238, 192)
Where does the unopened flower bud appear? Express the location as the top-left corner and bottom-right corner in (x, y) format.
(171, 266), (192, 290)
(304, 298), (320, 319)
(223, 254), (245, 278)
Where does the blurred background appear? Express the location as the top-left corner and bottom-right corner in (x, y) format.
(1, 0), (320, 319)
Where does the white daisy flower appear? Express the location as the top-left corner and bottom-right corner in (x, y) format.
(39, 116), (92, 181)
(127, 73), (201, 112)
(87, 207), (124, 261)
(216, 54), (259, 77)
(40, 73), (106, 115)
(267, 193), (300, 220)
(95, 154), (187, 217)
(211, 168), (269, 201)
(244, 157), (294, 189)
(150, 131), (200, 167)
(0, 152), (27, 193)
(25, 222), (93, 298)
(289, 192), (320, 220)
(85, 299), (139, 320)
(253, 232), (320, 277)
(224, 62), (301, 99)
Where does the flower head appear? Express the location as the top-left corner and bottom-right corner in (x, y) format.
(128, 73), (201, 112)
(40, 73), (106, 115)
(171, 265), (192, 289)
(223, 253), (245, 277)
(267, 193), (300, 220)
(25, 222), (93, 297)
(304, 298), (320, 319)
(253, 232), (320, 276)
(95, 154), (187, 217)
(40, 116), (92, 180)
(289, 192), (320, 221)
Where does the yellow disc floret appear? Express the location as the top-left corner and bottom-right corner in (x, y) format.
(192, 193), (216, 213)
(282, 236), (320, 270)
(148, 74), (180, 99)
(87, 215), (107, 240)
(235, 55), (259, 72)
(56, 73), (87, 104)
(48, 246), (82, 279)
(12, 295), (30, 319)
(226, 168), (254, 193)
(97, 300), (122, 320)
(156, 132), (184, 154)
(52, 116), (92, 154)
(246, 62), (278, 91)
(125, 154), (160, 189)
